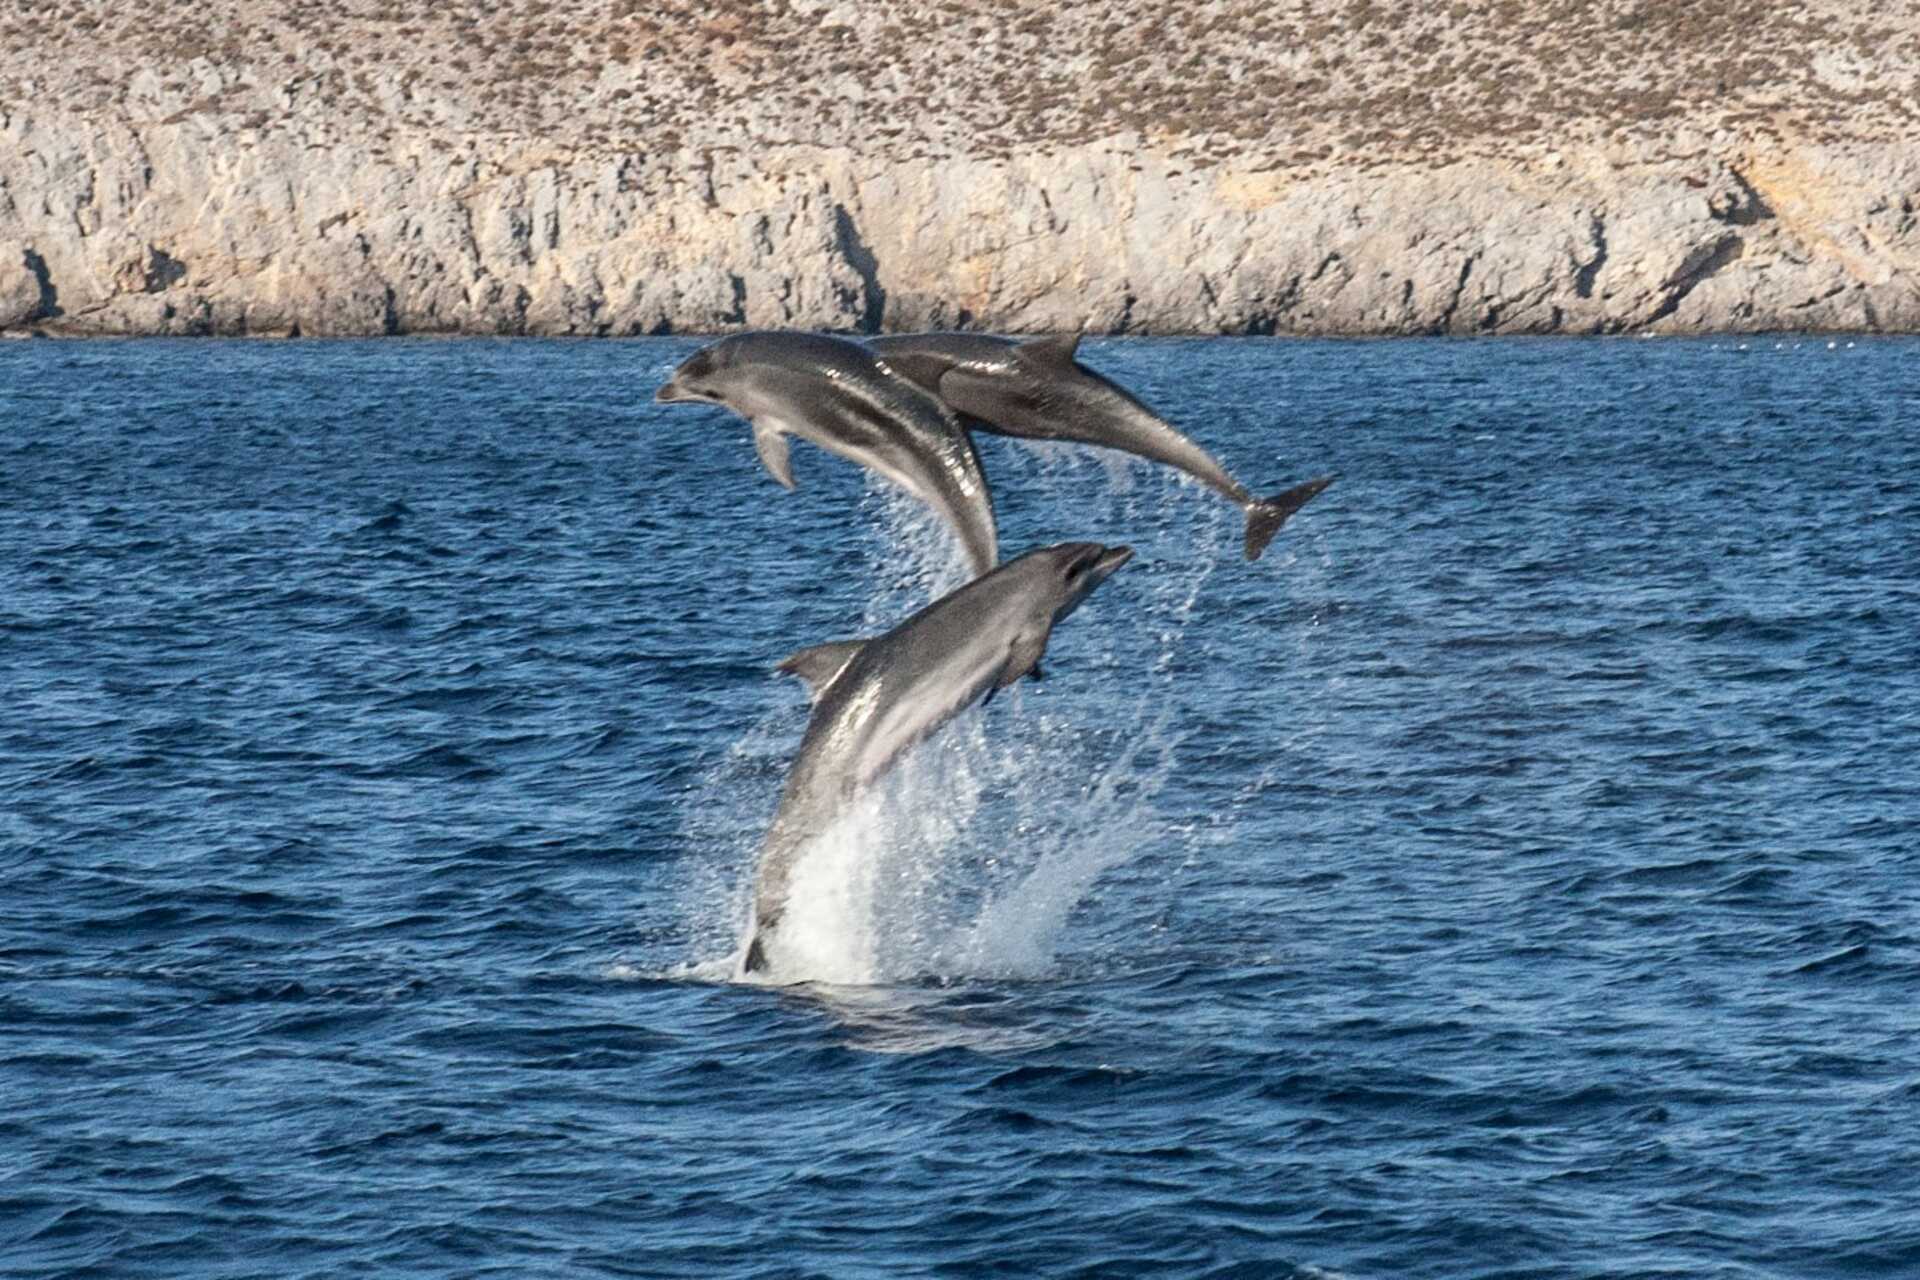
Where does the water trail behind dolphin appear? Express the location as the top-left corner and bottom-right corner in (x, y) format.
(676, 450), (1233, 986)
(854, 478), (977, 632)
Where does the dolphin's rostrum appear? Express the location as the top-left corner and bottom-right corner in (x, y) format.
(869, 332), (1332, 560)
(656, 331), (1000, 576)
(742, 540), (1134, 976)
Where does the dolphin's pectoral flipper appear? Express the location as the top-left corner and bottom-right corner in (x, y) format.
(981, 659), (1015, 707)
(1244, 474), (1336, 561)
(753, 422), (796, 490)
(776, 639), (868, 701)
(981, 669), (1043, 706)
(1015, 332), (1083, 368)
(742, 930), (770, 974)
(982, 626), (1052, 706)
(1000, 629), (1050, 687)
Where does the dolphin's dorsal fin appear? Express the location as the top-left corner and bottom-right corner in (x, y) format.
(776, 639), (866, 701)
(753, 422), (795, 490)
(1016, 333), (1082, 367)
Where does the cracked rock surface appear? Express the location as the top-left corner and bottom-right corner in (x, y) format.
(3, 1), (1917, 336)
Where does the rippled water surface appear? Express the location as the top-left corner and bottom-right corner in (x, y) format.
(3, 335), (1917, 1278)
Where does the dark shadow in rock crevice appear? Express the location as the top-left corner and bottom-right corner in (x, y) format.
(833, 203), (887, 333)
(1716, 169), (1776, 227)
(23, 248), (60, 319)
(1646, 233), (1746, 326)
(141, 247), (187, 292)
(1574, 216), (1609, 299)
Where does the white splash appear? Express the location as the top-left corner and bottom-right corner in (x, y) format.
(854, 478), (976, 631)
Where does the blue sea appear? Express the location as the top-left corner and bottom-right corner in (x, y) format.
(2, 335), (1916, 1279)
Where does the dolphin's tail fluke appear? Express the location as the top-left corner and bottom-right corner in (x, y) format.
(1244, 475), (1335, 561)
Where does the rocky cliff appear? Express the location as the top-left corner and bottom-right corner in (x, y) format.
(4, 0), (1917, 337)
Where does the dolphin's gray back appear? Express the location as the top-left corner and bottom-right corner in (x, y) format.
(872, 333), (1251, 507)
(870, 333), (1020, 392)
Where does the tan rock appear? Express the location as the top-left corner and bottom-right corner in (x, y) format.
(3, 1), (1917, 336)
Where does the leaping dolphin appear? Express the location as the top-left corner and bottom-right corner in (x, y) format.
(868, 332), (1333, 561)
(742, 540), (1135, 977)
(655, 332), (999, 577)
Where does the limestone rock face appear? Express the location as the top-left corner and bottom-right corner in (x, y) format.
(3, 0), (1917, 336)
(3, 108), (1914, 337)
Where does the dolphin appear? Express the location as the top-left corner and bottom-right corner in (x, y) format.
(655, 332), (999, 576)
(742, 540), (1135, 977)
(868, 332), (1333, 561)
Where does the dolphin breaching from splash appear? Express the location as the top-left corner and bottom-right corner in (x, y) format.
(651, 329), (1335, 983)
(742, 541), (1133, 976)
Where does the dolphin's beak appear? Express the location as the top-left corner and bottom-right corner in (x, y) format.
(654, 379), (688, 403)
(1091, 545), (1134, 582)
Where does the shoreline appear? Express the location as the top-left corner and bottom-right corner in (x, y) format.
(2, 327), (1911, 342)
(6, 323), (1914, 341)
